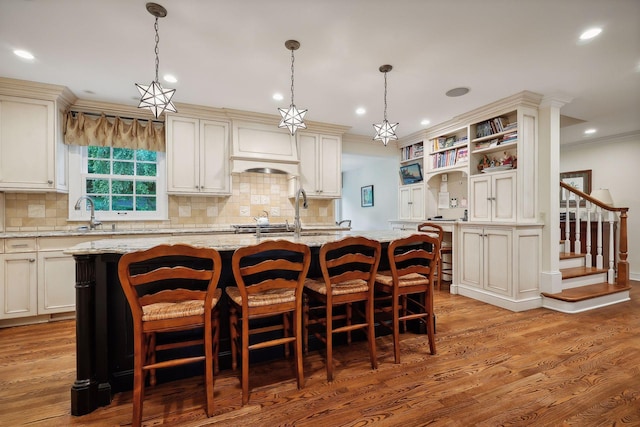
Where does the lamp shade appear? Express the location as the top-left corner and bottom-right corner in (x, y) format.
(590, 188), (613, 206)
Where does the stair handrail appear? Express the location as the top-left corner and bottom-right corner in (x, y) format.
(560, 181), (629, 286)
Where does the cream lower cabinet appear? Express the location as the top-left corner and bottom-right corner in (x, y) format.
(0, 239), (38, 319)
(166, 115), (231, 195)
(458, 224), (542, 311)
(469, 171), (516, 222)
(398, 183), (425, 221)
(0, 236), (97, 322)
(295, 132), (341, 198)
(459, 226), (512, 296)
(37, 251), (76, 314)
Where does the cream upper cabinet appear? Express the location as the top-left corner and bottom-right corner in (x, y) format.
(469, 171), (516, 222)
(398, 183), (425, 221)
(296, 132), (341, 198)
(0, 96), (66, 191)
(166, 115), (230, 195)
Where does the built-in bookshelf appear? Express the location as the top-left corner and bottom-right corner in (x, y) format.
(428, 127), (469, 173)
(400, 141), (424, 163)
(470, 110), (518, 175)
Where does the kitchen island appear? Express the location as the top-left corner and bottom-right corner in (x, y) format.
(65, 230), (416, 415)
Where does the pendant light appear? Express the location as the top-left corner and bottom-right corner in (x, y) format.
(135, 2), (177, 119)
(278, 40), (307, 135)
(373, 64), (399, 146)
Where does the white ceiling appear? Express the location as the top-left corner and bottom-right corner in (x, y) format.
(1, 0), (639, 149)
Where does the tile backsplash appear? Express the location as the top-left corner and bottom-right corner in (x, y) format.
(1, 173), (335, 232)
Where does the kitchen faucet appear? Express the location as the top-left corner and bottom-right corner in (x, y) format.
(74, 196), (101, 230)
(294, 186), (307, 237)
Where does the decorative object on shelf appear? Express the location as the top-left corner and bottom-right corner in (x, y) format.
(135, 2), (177, 119)
(278, 40), (307, 135)
(373, 64), (398, 146)
(361, 185), (374, 207)
(560, 169), (592, 207)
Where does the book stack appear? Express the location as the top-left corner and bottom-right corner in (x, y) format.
(475, 116), (514, 138)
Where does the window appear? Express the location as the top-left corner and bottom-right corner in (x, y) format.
(68, 145), (167, 222)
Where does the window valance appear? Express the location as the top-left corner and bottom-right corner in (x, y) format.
(63, 111), (165, 152)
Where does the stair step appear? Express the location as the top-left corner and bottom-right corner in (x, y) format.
(541, 282), (631, 303)
(559, 252), (585, 260)
(561, 266), (607, 280)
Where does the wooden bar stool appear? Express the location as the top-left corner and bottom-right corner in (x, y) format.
(226, 239), (311, 405)
(417, 222), (449, 290)
(375, 233), (439, 364)
(117, 244), (223, 427)
(303, 236), (381, 382)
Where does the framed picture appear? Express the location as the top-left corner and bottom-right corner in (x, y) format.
(361, 185), (374, 207)
(399, 163), (423, 185)
(560, 169), (592, 207)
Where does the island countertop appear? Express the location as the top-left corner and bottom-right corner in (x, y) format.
(64, 229), (417, 255)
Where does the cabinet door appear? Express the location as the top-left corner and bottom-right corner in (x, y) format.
(459, 227), (483, 288)
(492, 172), (516, 222)
(409, 184), (424, 220)
(0, 253), (38, 319)
(297, 133), (319, 193)
(0, 97), (55, 190)
(200, 120), (230, 194)
(484, 228), (512, 296)
(398, 186), (414, 220)
(37, 251), (76, 314)
(166, 116), (200, 194)
(318, 135), (341, 197)
(469, 175), (491, 221)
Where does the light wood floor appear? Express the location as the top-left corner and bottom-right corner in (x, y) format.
(1, 283), (639, 427)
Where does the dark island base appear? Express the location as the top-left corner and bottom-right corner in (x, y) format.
(70, 243), (432, 416)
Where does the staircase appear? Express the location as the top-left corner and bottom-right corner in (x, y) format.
(541, 182), (631, 313)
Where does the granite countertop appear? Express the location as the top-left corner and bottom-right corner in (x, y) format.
(0, 224), (349, 239)
(64, 229), (416, 255)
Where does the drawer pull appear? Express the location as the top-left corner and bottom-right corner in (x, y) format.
(11, 244), (30, 248)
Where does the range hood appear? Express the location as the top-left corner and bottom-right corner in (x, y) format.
(231, 121), (300, 175)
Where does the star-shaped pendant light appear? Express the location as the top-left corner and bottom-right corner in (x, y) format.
(373, 64), (399, 146)
(135, 3), (176, 119)
(278, 40), (307, 135)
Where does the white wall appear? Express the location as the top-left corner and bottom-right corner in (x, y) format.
(561, 133), (640, 279)
(341, 157), (398, 230)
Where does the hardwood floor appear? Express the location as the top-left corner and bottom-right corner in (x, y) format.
(1, 282), (639, 427)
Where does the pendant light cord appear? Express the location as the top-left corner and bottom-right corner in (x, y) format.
(154, 17), (160, 82)
(290, 49), (295, 106)
(383, 71), (388, 122)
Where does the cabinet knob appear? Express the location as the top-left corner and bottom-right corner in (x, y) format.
(47, 180), (53, 184)
(408, 202), (413, 205)
(29, 258), (36, 262)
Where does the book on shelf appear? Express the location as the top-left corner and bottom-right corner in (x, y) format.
(455, 147), (469, 164)
(432, 135), (468, 152)
(475, 116), (515, 138)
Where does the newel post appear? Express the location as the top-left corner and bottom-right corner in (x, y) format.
(617, 210), (629, 287)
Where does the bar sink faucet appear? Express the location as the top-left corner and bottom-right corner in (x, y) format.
(294, 186), (307, 237)
(74, 196), (101, 230)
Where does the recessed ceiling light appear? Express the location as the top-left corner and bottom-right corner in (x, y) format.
(13, 49), (34, 60)
(579, 27), (602, 41)
(421, 119), (430, 126)
(446, 87), (470, 97)
(355, 107), (366, 115)
(272, 93), (284, 101)
(163, 74), (177, 83)
(584, 128), (597, 135)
